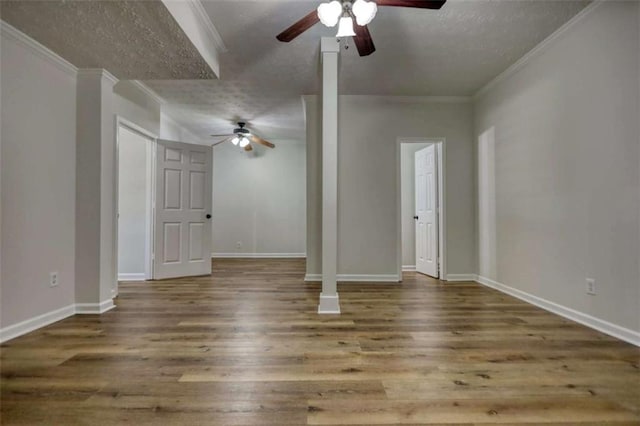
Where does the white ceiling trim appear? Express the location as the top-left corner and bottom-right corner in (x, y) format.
(131, 80), (167, 105)
(0, 20), (77, 76)
(338, 95), (472, 103)
(474, 0), (602, 100)
(161, 0), (227, 77)
(189, 0), (227, 53)
(77, 68), (119, 85)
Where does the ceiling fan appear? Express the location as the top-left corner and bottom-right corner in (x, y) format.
(211, 122), (276, 152)
(276, 0), (447, 57)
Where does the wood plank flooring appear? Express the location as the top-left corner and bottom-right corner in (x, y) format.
(1, 258), (639, 425)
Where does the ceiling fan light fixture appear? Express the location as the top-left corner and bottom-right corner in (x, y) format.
(231, 136), (240, 145)
(336, 16), (356, 37)
(239, 137), (250, 148)
(317, 1), (342, 27)
(352, 0), (377, 26)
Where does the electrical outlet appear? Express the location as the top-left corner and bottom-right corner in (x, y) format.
(236, 241), (242, 249)
(586, 278), (596, 295)
(49, 272), (59, 287)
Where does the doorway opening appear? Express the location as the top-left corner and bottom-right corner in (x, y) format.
(115, 118), (156, 292)
(397, 139), (445, 280)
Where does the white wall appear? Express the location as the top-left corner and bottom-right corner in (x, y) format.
(304, 96), (323, 275)
(306, 96), (475, 278)
(474, 1), (640, 333)
(0, 26), (3, 331)
(1, 24), (77, 327)
(477, 127), (496, 279)
(114, 82), (161, 136)
(117, 127), (150, 276)
(401, 142), (430, 268)
(212, 140), (306, 256)
(0, 25), (187, 337)
(75, 70), (119, 306)
(160, 111), (205, 145)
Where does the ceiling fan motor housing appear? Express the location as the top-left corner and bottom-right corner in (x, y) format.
(233, 122), (250, 135)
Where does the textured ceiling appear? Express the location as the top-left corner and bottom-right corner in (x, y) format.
(0, 0), (215, 79)
(145, 0), (590, 142)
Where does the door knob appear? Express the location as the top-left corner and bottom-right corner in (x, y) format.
(413, 216), (419, 220)
(206, 214), (212, 219)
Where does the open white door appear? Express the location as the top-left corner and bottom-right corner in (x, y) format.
(415, 145), (438, 278)
(154, 140), (212, 279)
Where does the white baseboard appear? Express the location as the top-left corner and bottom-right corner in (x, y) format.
(305, 274), (401, 283)
(402, 265), (416, 272)
(118, 273), (146, 281)
(339, 274), (401, 282)
(318, 293), (340, 314)
(212, 253), (306, 258)
(0, 304), (76, 343)
(446, 274), (477, 282)
(75, 299), (116, 315)
(304, 274), (322, 282)
(475, 275), (640, 347)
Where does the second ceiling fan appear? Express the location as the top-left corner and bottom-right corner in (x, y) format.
(211, 122), (275, 152)
(276, 0), (447, 57)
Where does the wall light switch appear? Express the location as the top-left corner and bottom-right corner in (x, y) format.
(586, 278), (596, 295)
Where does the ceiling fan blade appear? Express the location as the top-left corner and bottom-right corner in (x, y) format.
(210, 133), (233, 137)
(250, 135), (275, 149)
(375, 0), (446, 9)
(212, 136), (233, 147)
(276, 10), (320, 42)
(353, 25), (376, 57)
(244, 144), (253, 152)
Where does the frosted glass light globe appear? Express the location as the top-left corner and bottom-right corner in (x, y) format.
(352, 0), (377, 26)
(336, 16), (356, 37)
(317, 1), (342, 27)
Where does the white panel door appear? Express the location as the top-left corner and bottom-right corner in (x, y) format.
(154, 140), (212, 279)
(415, 145), (438, 278)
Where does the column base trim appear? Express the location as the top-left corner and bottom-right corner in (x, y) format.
(318, 293), (340, 314)
(305, 274), (401, 283)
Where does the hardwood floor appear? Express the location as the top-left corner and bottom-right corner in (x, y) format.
(1, 258), (639, 425)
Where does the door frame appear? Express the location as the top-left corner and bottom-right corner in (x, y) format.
(114, 116), (157, 294)
(396, 138), (446, 281)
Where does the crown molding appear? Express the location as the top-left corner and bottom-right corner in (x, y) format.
(0, 20), (78, 76)
(188, 0), (227, 53)
(130, 80), (166, 105)
(473, 0), (603, 100)
(302, 94), (471, 103)
(161, 0), (226, 77)
(343, 95), (472, 103)
(77, 68), (119, 85)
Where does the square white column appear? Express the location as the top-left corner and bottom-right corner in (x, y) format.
(318, 38), (341, 314)
(75, 69), (118, 313)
